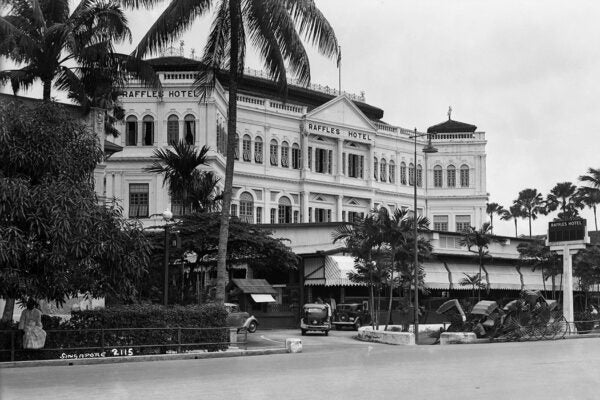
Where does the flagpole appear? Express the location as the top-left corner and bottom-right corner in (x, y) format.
(338, 46), (342, 95)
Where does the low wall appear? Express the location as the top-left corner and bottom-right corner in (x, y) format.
(439, 332), (477, 345)
(357, 326), (415, 345)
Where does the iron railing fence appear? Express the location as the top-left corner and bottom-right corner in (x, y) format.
(0, 326), (247, 362)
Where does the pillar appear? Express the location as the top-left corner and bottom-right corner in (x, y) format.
(302, 190), (310, 223)
(336, 139), (343, 178)
(336, 195), (343, 222)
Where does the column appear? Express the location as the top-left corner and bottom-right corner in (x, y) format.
(336, 139), (343, 178)
(302, 190), (310, 223)
(336, 195), (343, 222)
(367, 145), (374, 185)
(562, 245), (575, 332)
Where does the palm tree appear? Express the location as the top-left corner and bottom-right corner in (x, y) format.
(188, 171), (222, 213)
(130, 0), (339, 303)
(459, 222), (493, 301)
(515, 188), (547, 237)
(486, 202), (505, 234)
(501, 203), (522, 237)
(382, 208), (431, 329)
(144, 140), (210, 215)
(517, 240), (561, 299)
(546, 182), (582, 221)
(459, 273), (484, 303)
(0, 0), (157, 103)
(578, 168), (600, 231)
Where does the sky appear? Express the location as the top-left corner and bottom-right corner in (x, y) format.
(2, 0), (599, 237)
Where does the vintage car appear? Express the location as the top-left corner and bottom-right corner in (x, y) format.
(300, 303), (331, 336)
(332, 303), (371, 330)
(224, 303), (259, 333)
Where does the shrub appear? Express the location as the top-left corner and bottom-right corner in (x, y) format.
(574, 311), (596, 334)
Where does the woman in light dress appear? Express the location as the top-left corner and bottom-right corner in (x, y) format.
(18, 298), (47, 349)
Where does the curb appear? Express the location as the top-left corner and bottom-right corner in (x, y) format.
(0, 347), (289, 369)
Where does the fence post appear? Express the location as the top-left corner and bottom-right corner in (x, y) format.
(177, 328), (181, 353)
(10, 331), (15, 362)
(100, 329), (105, 354)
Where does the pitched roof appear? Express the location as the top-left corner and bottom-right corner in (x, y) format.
(145, 57), (384, 120)
(427, 118), (477, 134)
(230, 279), (276, 295)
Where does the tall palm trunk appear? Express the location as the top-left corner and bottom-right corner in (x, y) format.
(215, 0), (241, 303)
(42, 78), (52, 101)
(593, 205), (598, 231)
(1, 298), (15, 323)
(514, 219), (518, 237)
(528, 213), (532, 237)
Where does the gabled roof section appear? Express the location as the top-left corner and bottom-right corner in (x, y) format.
(427, 118), (477, 134)
(305, 95), (377, 132)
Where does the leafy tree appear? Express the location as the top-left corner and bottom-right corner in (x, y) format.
(144, 140), (211, 215)
(573, 246), (600, 309)
(129, 0), (339, 303)
(143, 212), (298, 303)
(578, 168), (600, 231)
(515, 188), (547, 237)
(517, 240), (561, 299)
(546, 182), (583, 221)
(188, 171), (222, 213)
(501, 203), (523, 237)
(0, 101), (150, 322)
(0, 0), (157, 103)
(486, 202), (505, 234)
(459, 222), (494, 301)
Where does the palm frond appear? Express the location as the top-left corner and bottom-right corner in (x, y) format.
(132, 0), (212, 58)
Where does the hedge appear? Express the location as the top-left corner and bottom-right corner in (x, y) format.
(1, 304), (230, 361)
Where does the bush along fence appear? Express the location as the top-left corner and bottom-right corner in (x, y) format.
(0, 304), (246, 362)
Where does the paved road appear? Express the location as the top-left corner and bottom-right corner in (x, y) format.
(2, 332), (600, 400)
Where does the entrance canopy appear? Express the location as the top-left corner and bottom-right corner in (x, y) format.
(250, 294), (277, 303)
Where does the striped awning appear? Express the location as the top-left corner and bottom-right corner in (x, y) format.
(304, 256), (366, 287)
(485, 265), (523, 290)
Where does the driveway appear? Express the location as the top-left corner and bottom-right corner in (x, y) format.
(244, 328), (370, 352)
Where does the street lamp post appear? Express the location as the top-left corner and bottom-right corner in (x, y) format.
(411, 128), (437, 344)
(163, 209), (173, 306)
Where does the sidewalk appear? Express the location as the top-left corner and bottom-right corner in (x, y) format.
(0, 346), (288, 369)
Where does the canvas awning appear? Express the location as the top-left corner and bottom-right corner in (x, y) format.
(304, 255), (366, 287)
(484, 265), (523, 290)
(422, 261), (451, 290)
(230, 279), (277, 295)
(250, 294), (276, 303)
(445, 262), (481, 290)
(520, 268), (553, 291)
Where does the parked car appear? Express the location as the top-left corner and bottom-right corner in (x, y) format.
(300, 303), (331, 336)
(224, 303), (259, 333)
(332, 303), (371, 331)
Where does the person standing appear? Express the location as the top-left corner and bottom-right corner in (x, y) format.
(18, 298), (47, 349)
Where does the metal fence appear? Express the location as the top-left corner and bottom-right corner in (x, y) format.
(0, 326), (247, 362)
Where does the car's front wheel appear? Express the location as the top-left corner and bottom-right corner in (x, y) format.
(247, 321), (258, 333)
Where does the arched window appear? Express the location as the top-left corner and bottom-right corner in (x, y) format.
(184, 114), (195, 145)
(460, 164), (470, 187)
(278, 196), (292, 224)
(270, 139), (278, 166)
(281, 141), (290, 168)
(239, 192), (254, 223)
(292, 143), (301, 169)
(447, 165), (456, 187)
(400, 162), (407, 185)
(374, 157), (379, 180)
(417, 164), (423, 187)
(126, 115), (137, 146)
(242, 134), (252, 162)
(409, 163), (415, 186)
(389, 160), (396, 183)
(234, 133), (240, 160)
(167, 115), (179, 145)
(142, 116), (154, 146)
(254, 136), (263, 163)
(380, 159), (387, 182)
(433, 165), (443, 188)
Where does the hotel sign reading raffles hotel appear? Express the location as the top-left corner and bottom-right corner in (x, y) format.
(306, 122), (374, 144)
(121, 89), (201, 98)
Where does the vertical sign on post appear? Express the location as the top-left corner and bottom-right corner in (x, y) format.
(547, 219), (589, 333)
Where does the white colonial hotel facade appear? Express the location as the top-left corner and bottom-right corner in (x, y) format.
(105, 55), (488, 233)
